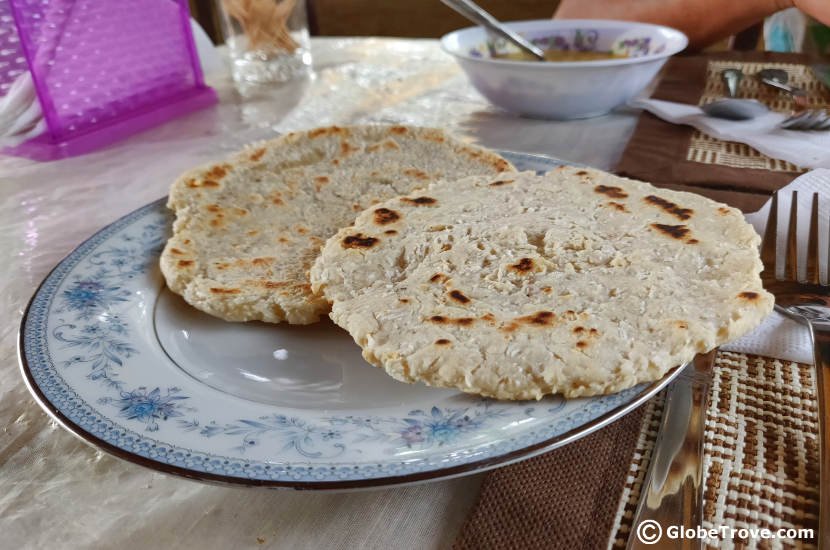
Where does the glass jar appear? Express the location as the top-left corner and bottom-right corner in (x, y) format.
(216, 0), (312, 83)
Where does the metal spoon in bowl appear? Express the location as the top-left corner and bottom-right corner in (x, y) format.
(440, 0), (546, 61)
(701, 69), (770, 120)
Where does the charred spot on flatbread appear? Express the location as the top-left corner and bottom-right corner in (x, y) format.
(494, 159), (511, 172)
(449, 290), (471, 304)
(516, 311), (556, 326)
(204, 164), (231, 180)
(263, 281), (289, 289)
(342, 233), (379, 249)
(402, 196), (437, 206)
(309, 126), (346, 139)
(429, 315), (474, 326)
(210, 287), (241, 294)
(651, 223), (690, 240)
(373, 208), (401, 225)
(643, 195), (693, 220)
(403, 169), (429, 180)
(509, 258), (534, 273)
(594, 185), (628, 199)
(340, 141), (359, 155)
(187, 179), (221, 189)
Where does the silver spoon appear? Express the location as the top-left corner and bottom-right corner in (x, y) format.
(701, 69), (770, 120)
(440, 0), (546, 61)
(757, 68), (830, 129)
(699, 68), (827, 128)
(757, 68), (808, 108)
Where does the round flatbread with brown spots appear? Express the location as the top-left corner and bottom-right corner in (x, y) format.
(311, 168), (773, 399)
(160, 126), (514, 324)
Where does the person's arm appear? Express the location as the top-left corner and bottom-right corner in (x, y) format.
(554, 0), (830, 50)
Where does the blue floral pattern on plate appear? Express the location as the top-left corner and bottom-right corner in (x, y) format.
(19, 152), (681, 487)
(100, 387), (191, 432)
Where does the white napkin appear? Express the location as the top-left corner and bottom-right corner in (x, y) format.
(629, 97), (830, 169)
(719, 169), (830, 364)
(0, 19), (220, 149)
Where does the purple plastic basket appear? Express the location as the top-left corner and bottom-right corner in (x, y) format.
(0, 0), (217, 161)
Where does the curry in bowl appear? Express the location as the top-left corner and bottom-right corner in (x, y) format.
(493, 49), (627, 62)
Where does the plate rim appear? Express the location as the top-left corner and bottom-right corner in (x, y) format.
(17, 154), (684, 490)
(19, 300), (683, 489)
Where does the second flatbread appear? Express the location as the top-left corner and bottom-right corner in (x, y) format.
(161, 125), (514, 324)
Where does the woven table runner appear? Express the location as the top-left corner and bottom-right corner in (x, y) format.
(616, 51), (830, 212)
(454, 352), (819, 549)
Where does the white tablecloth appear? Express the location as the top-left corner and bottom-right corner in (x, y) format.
(0, 38), (640, 549)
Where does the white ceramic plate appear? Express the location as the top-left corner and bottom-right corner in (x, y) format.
(19, 151), (683, 489)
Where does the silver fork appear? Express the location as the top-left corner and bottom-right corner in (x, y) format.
(758, 69), (830, 130)
(780, 110), (830, 131)
(761, 191), (830, 548)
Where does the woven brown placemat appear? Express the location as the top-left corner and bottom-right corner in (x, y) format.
(454, 403), (649, 550)
(609, 352), (819, 549)
(616, 51), (829, 212)
(454, 352), (819, 549)
(687, 60), (826, 173)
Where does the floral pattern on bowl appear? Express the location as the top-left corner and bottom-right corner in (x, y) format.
(468, 29), (658, 59)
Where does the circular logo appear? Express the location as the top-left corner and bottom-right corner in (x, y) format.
(636, 520), (662, 545)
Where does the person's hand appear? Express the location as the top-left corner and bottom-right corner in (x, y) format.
(555, 0), (830, 50)
(794, 0), (830, 26)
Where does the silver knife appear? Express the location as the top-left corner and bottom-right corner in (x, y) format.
(626, 350), (717, 550)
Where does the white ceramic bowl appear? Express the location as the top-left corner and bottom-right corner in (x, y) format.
(441, 19), (688, 119)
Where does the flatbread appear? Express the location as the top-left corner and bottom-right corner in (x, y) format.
(311, 167), (773, 399)
(160, 126), (514, 324)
